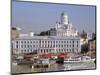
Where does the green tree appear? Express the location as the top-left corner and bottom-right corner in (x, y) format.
(81, 43), (89, 54)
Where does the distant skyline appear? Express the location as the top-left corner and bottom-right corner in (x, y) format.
(12, 1), (96, 33)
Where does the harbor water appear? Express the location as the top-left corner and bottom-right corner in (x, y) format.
(12, 62), (96, 74)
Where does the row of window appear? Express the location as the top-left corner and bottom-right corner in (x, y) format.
(15, 40), (79, 44)
(41, 44), (78, 48)
(16, 40), (39, 44)
(39, 49), (79, 53)
(15, 44), (78, 48)
(14, 49), (79, 54)
(16, 45), (39, 48)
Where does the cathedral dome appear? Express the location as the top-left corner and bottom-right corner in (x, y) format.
(61, 11), (68, 16)
(61, 11), (68, 25)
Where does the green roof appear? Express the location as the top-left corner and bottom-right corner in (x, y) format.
(61, 11), (68, 16)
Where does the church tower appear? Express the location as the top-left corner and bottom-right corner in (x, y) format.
(61, 11), (69, 25)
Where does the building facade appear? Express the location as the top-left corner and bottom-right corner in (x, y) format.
(12, 36), (81, 54)
(88, 40), (96, 51)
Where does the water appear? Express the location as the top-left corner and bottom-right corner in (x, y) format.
(11, 62), (96, 74)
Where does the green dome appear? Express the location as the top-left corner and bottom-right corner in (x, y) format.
(61, 11), (68, 16)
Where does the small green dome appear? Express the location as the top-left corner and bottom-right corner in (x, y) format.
(61, 11), (68, 16)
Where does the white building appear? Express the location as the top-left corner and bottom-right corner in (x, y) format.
(12, 12), (81, 54)
(12, 36), (81, 54)
(51, 12), (78, 37)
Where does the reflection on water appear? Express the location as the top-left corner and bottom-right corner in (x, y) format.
(12, 62), (96, 74)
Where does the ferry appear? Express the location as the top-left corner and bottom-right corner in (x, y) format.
(64, 55), (95, 63)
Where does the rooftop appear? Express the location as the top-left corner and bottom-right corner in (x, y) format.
(15, 36), (80, 40)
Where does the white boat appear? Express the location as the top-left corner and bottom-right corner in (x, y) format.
(64, 55), (81, 63)
(81, 56), (95, 62)
(64, 55), (95, 63)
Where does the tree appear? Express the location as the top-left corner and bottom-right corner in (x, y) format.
(39, 30), (50, 36)
(81, 43), (89, 54)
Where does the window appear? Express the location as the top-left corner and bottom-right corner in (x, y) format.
(16, 45), (18, 48)
(59, 49), (60, 52)
(30, 49), (32, 52)
(24, 50), (26, 53)
(77, 45), (78, 47)
(33, 41), (35, 43)
(67, 45), (68, 47)
(33, 45), (35, 47)
(37, 45), (38, 47)
(73, 45), (74, 47)
(30, 45), (32, 48)
(62, 45), (63, 47)
(27, 45), (29, 48)
(44, 50), (45, 53)
(41, 49), (42, 53)
(30, 41), (32, 43)
(70, 49), (71, 52)
(72, 49), (74, 52)
(21, 41), (23, 43)
(47, 49), (48, 53)
(16, 41), (18, 44)
(27, 49), (29, 52)
(21, 45), (23, 48)
(24, 45), (26, 48)
(50, 45), (52, 47)
(24, 41), (26, 43)
(27, 41), (29, 43)
(64, 45), (66, 47)
(59, 45), (60, 47)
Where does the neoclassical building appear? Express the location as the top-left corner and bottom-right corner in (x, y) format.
(12, 12), (81, 54)
(50, 12), (78, 37)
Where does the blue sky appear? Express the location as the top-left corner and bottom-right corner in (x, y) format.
(12, 1), (96, 33)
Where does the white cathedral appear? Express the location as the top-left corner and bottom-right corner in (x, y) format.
(50, 12), (78, 37)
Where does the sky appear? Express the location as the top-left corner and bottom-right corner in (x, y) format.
(12, 0), (96, 33)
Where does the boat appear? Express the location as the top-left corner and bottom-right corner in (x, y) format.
(64, 55), (95, 63)
(81, 56), (95, 62)
(64, 55), (81, 63)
